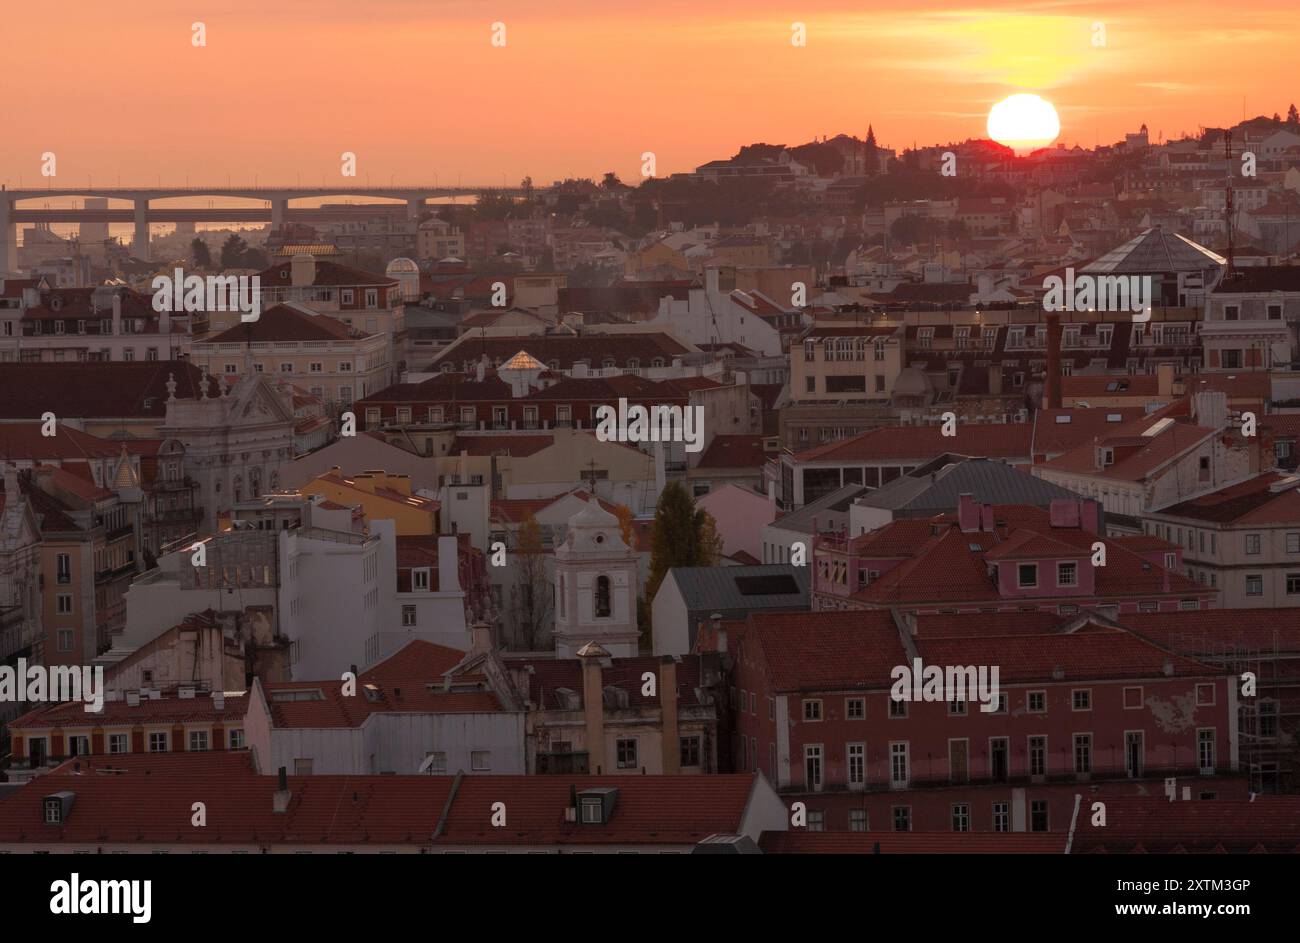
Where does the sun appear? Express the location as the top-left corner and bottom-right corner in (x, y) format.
(987, 93), (1060, 153)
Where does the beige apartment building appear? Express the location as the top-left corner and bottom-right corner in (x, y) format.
(1143, 472), (1300, 607)
(191, 303), (390, 412)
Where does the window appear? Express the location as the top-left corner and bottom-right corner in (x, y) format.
(1246, 574), (1263, 596)
(1072, 689), (1091, 711)
(616, 739), (638, 769)
(402, 605), (417, 626)
(422, 752), (447, 774)
(280, 362), (293, 373)
(1027, 690), (1046, 713)
(1124, 686), (1143, 709)
(948, 696), (967, 716)
(806, 810), (825, 832)
(1057, 561), (1077, 587)
(951, 803), (970, 832)
(1222, 349), (1242, 369)
(680, 736), (701, 768)
(803, 699), (823, 721)
(889, 696), (907, 718)
(471, 751), (492, 771)
(1198, 729), (1216, 773)
(846, 697), (865, 719)
(847, 743), (865, 786)
(1259, 701), (1279, 739)
(1245, 534), (1262, 555)
(56, 553), (71, 583)
(108, 733), (128, 754)
(1074, 733), (1092, 774)
(796, 743), (822, 790)
(57, 629), (74, 652)
(188, 730), (210, 752)
(1196, 683), (1215, 706)
(1029, 736), (1047, 777)
(67, 735), (89, 756)
(1018, 563), (1038, 588)
(1287, 574), (1300, 596)
(593, 575), (612, 618)
(294, 759), (313, 775)
(57, 594), (73, 615)
(992, 802), (1010, 832)
(412, 568), (430, 591)
(805, 376), (815, 394)
(889, 742), (909, 787)
(1030, 800), (1049, 832)
(148, 732), (168, 752)
(892, 806), (911, 832)
(228, 729), (245, 750)
(849, 810), (868, 832)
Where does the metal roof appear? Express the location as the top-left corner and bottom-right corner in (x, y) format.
(855, 457), (1083, 514)
(1080, 227), (1225, 275)
(668, 564), (811, 614)
(769, 484), (871, 536)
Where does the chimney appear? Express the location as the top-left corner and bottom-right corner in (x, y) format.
(212, 691), (225, 711)
(987, 364), (1002, 397)
(579, 643), (608, 774)
(111, 293), (122, 337)
(958, 493), (979, 533)
(1044, 313), (1062, 409)
(438, 534), (460, 593)
(470, 621), (492, 656)
(980, 503), (995, 533)
(273, 767), (292, 812)
(291, 253), (315, 288)
(1080, 498), (1100, 535)
(1157, 362), (1174, 398)
(705, 267), (720, 296)
(659, 656), (680, 774)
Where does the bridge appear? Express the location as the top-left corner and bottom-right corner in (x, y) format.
(0, 185), (527, 269)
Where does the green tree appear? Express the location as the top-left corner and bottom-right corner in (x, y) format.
(191, 237), (212, 269)
(220, 233), (249, 268)
(511, 515), (551, 651)
(647, 482), (724, 610)
(864, 125), (879, 176)
(1289, 104), (1299, 125)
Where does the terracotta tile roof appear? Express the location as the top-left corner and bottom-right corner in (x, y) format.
(1157, 473), (1300, 525)
(1031, 407), (1148, 457)
(10, 691), (247, 730)
(694, 434), (769, 470)
(261, 678), (502, 728)
(0, 361), (211, 420)
(0, 423), (122, 462)
(205, 303), (362, 343)
(1073, 796), (1300, 853)
(739, 611), (908, 691)
(1122, 608), (1300, 655)
(792, 424), (1032, 464)
(360, 640), (469, 683)
(1041, 417), (1217, 480)
(761, 832), (1067, 854)
(0, 753), (759, 847)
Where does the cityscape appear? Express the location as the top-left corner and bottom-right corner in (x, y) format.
(0, 0), (1293, 921)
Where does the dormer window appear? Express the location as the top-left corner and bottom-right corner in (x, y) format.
(1018, 564), (1038, 588)
(1099, 447), (1114, 467)
(1057, 562), (1078, 587)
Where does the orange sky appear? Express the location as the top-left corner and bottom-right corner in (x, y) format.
(1, 0), (1296, 188)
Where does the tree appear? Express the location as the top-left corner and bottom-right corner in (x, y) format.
(220, 233), (249, 269)
(1289, 104), (1300, 125)
(511, 515), (552, 651)
(191, 237), (212, 269)
(647, 482), (723, 610)
(864, 125), (879, 177)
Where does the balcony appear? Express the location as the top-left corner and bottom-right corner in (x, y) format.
(785, 761), (1230, 795)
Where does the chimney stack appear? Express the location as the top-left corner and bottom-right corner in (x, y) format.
(438, 534), (461, 594)
(1045, 313), (1062, 409)
(111, 293), (122, 337)
(578, 642), (608, 775)
(470, 621), (492, 656)
(291, 253), (315, 288)
(958, 493), (979, 533)
(659, 656), (680, 774)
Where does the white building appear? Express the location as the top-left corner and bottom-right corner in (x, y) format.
(553, 502), (640, 658)
(649, 268), (784, 357)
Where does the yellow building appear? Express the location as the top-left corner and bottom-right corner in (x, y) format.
(301, 468), (439, 535)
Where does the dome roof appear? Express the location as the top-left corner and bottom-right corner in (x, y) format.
(501, 350), (545, 371)
(385, 257), (419, 274)
(892, 366), (933, 396)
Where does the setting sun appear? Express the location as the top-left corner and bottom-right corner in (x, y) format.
(987, 93), (1061, 154)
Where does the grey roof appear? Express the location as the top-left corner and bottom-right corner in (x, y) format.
(769, 484), (871, 536)
(1081, 227), (1225, 275)
(668, 564), (810, 615)
(856, 457), (1083, 515)
(403, 305), (461, 329)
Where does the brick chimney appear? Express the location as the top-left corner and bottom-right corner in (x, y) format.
(578, 642), (608, 774)
(1045, 313), (1062, 409)
(659, 655), (680, 775)
(958, 493), (980, 533)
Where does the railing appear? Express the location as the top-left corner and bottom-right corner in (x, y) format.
(784, 761), (1231, 795)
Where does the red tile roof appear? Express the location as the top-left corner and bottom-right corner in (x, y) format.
(0, 361), (213, 420)
(761, 831), (1067, 854)
(0, 753), (759, 847)
(694, 434), (769, 470)
(361, 640), (469, 683)
(792, 424), (1032, 464)
(1157, 473), (1300, 525)
(205, 303), (362, 343)
(10, 691), (247, 730)
(1073, 796), (1300, 853)
(260, 678), (502, 728)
